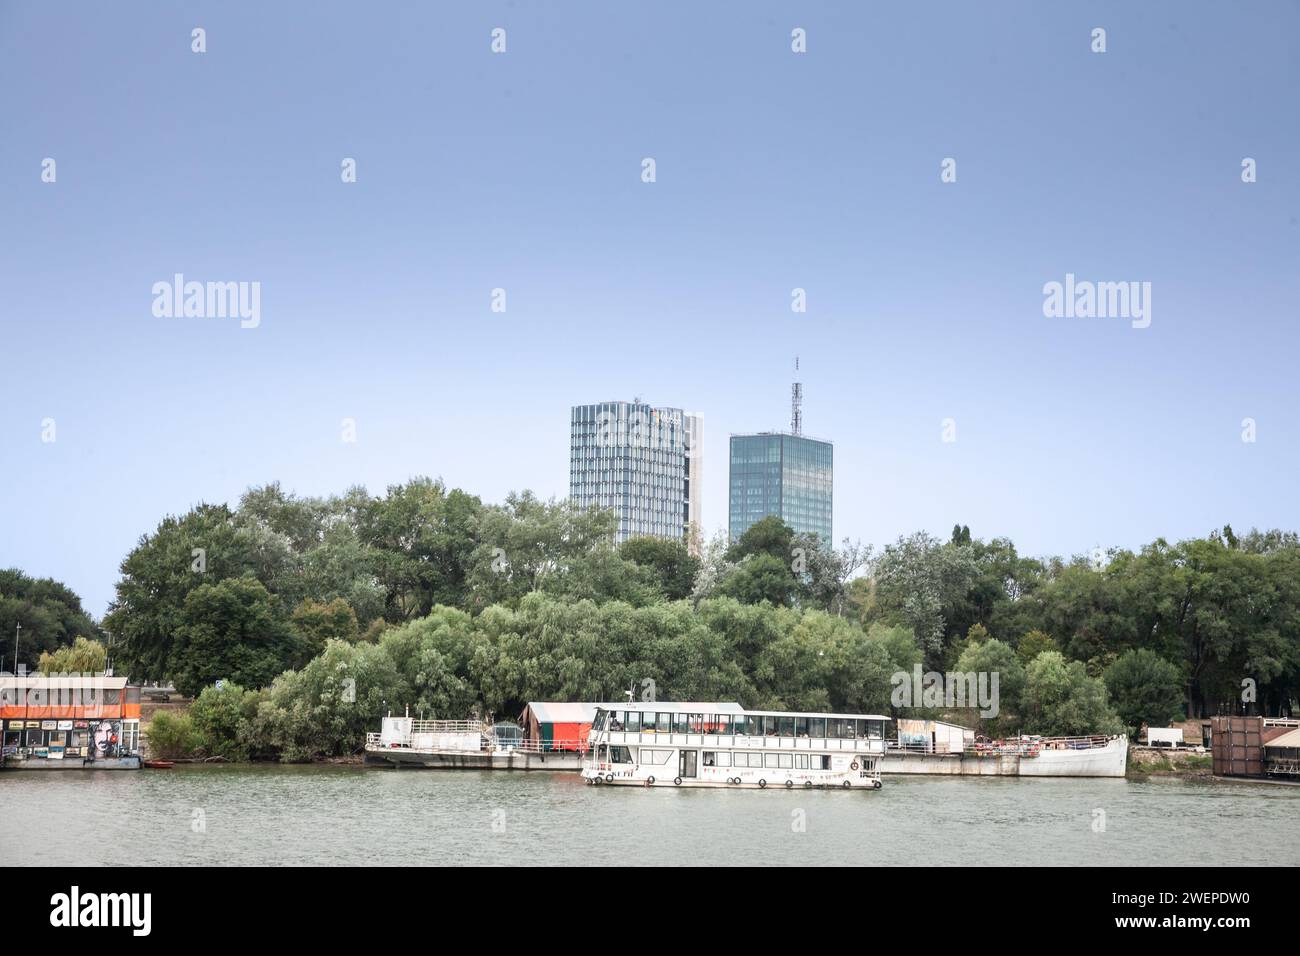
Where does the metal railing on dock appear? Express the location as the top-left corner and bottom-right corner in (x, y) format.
(365, 732), (589, 754)
(887, 735), (1117, 757)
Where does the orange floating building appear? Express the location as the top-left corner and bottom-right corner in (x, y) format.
(0, 675), (142, 770)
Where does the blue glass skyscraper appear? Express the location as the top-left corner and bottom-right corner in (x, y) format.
(570, 401), (703, 551)
(729, 432), (833, 545)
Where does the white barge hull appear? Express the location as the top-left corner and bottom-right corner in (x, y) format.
(587, 772), (881, 790)
(365, 747), (583, 770)
(1018, 735), (1128, 777)
(881, 735), (1128, 778)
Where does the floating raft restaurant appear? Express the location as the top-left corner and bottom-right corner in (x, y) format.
(0, 675), (142, 770)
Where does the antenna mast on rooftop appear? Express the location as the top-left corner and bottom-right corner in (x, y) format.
(790, 356), (803, 436)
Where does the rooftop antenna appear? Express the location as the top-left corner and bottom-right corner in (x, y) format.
(791, 357), (803, 436)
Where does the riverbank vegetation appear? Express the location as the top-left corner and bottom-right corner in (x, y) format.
(10, 477), (1299, 761)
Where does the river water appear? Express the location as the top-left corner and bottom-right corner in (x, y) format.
(2, 766), (1295, 866)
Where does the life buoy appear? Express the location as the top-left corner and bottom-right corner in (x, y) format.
(646, 776), (655, 786)
(785, 780), (794, 789)
(758, 779), (767, 789)
(873, 779), (882, 790)
(673, 776), (682, 786)
(842, 779), (852, 789)
(605, 773), (614, 783)
(850, 761), (859, 771)
(804, 780), (813, 789)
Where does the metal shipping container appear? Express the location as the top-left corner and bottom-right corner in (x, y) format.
(1211, 716), (1262, 777)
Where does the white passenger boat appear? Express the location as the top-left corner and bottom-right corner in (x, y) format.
(581, 704), (887, 790)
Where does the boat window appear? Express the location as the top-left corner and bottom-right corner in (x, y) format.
(703, 751), (716, 766)
(626, 712), (641, 732)
(796, 754), (809, 769)
(656, 713), (671, 733)
(689, 713), (704, 733)
(715, 752), (731, 767)
(763, 753), (779, 768)
(673, 714), (688, 734)
(813, 755), (829, 769)
(711, 714), (727, 734)
(745, 716), (761, 736)
(827, 718), (844, 738)
(855, 720), (867, 738)
(764, 716), (778, 736)
(593, 710), (606, 731)
(778, 716), (795, 737)
(811, 718), (826, 738)
(611, 746), (633, 763)
(778, 753), (793, 769)
(795, 717), (809, 737)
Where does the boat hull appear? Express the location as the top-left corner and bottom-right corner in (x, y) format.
(1, 755), (141, 771)
(364, 747), (583, 770)
(587, 774), (881, 790)
(1018, 736), (1128, 777)
(881, 736), (1128, 778)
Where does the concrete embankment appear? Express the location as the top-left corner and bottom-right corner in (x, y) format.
(882, 752), (1024, 776)
(1127, 747), (1212, 777)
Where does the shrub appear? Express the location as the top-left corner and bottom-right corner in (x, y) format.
(146, 711), (198, 758)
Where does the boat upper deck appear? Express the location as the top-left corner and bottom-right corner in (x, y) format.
(591, 707), (889, 753)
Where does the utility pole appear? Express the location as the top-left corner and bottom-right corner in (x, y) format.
(13, 621), (20, 675)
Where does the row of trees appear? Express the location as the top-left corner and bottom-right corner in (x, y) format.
(146, 597), (1127, 762)
(12, 477), (1298, 760)
(0, 569), (102, 668)
(856, 525), (1300, 719)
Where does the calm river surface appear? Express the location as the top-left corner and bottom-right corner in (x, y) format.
(3, 766), (1296, 866)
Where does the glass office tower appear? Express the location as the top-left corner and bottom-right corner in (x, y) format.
(728, 432), (833, 544)
(570, 401), (703, 551)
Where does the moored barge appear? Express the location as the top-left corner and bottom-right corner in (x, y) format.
(582, 704), (887, 790)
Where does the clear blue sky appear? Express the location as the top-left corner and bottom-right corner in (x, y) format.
(2, 1), (1297, 617)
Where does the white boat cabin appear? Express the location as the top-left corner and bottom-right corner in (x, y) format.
(582, 703), (888, 790)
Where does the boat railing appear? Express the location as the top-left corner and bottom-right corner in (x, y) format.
(1033, 735), (1117, 751)
(493, 739), (589, 754)
(408, 719), (487, 734)
(364, 732), (589, 753)
(594, 731), (884, 750)
(887, 734), (1118, 757)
